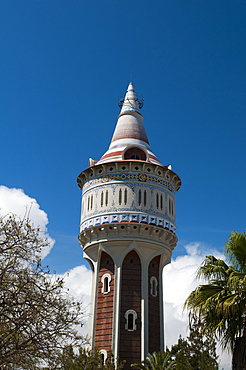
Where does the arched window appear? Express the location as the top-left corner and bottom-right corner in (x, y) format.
(128, 313), (134, 330)
(104, 276), (109, 292)
(125, 310), (137, 331)
(131, 154), (140, 159)
(124, 147), (147, 161)
(150, 276), (158, 297)
(99, 350), (107, 365)
(101, 273), (111, 294)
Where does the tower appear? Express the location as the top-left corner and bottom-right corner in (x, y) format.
(77, 83), (181, 368)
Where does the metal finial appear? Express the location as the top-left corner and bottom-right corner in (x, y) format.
(130, 71), (133, 83)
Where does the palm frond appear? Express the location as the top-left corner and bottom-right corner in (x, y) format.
(225, 231), (246, 272)
(196, 256), (231, 282)
(131, 351), (175, 369)
(185, 249), (246, 352)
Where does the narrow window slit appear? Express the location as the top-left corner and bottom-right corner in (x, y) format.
(119, 188), (122, 205)
(124, 188), (127, 205)
(105, 190), (108, 206)
(144, 190), (147, 206)
(138, 189), (142, 206)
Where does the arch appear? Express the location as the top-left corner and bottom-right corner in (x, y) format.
(99, 251), (114, 274)
(101, 273), (111, 294)
(84, 257), (94, 273)
(150, 276), (158, 297)
(120, 245), (143, 266)
(123, 146), (147, 161)
(99, 349), (107, 364)
(94, 252), (114, 351)
(120, 250), (141, 365)
(148, 255), (161, 353)
(124, 309), (137, 331)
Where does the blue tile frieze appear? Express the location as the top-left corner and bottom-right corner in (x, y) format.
(81, 213), (176, 234)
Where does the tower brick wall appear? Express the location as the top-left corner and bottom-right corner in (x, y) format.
(119, 250), (141, 368)
(148, 255), (161, 353)
(94, 252), (114, 352)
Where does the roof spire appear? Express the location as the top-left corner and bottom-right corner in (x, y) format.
(95, 82), (162, 166)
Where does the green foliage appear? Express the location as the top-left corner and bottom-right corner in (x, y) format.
(131, 319), (219, 370)
(131, 351), (175, 369)
(167, 319), (219, 369)
(184, 231), (246, 370)
(60, 345), (125, 369)
(0, 215), (85, 369)
(225, 231), (246, 272)
(167, 337), (192, 370)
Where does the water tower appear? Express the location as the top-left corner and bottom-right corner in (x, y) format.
(77, 83), (181, 369)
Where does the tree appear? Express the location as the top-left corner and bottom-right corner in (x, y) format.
(131, 351), (175, 369)
(60, 345), (125, 369)
(187, 319), (218, 369)
(184, 231), (246, 370)
(0, 215), (85, 369)
(167, 336), (192, 370)
(167, 318), (219, 369)
(130, 320), (219, 370)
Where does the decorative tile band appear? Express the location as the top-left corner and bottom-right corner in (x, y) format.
(83, 173), (174, 192)
(81, 213), (176, 234)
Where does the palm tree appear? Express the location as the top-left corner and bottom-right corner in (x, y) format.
(131, 351), (175, 369)
(184, 231), (246, 370)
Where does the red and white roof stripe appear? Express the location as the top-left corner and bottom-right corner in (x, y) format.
(95, 83), (162, 166)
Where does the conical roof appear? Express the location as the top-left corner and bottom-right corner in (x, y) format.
(95, 83), (162, 166)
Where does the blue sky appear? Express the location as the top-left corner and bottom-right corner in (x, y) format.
(1, 2), (245, 365)
(1, 1), (246, 275)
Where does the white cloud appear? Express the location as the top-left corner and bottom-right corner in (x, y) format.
(62, 265), (92, 338)
(0, 186), (55, 259)
(0, 186), (231, 367)
(63, 265), (92, 308)
(163, 242), (231, 369)
(163, 242), (224, 314)
(65, 243), (231, 369)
